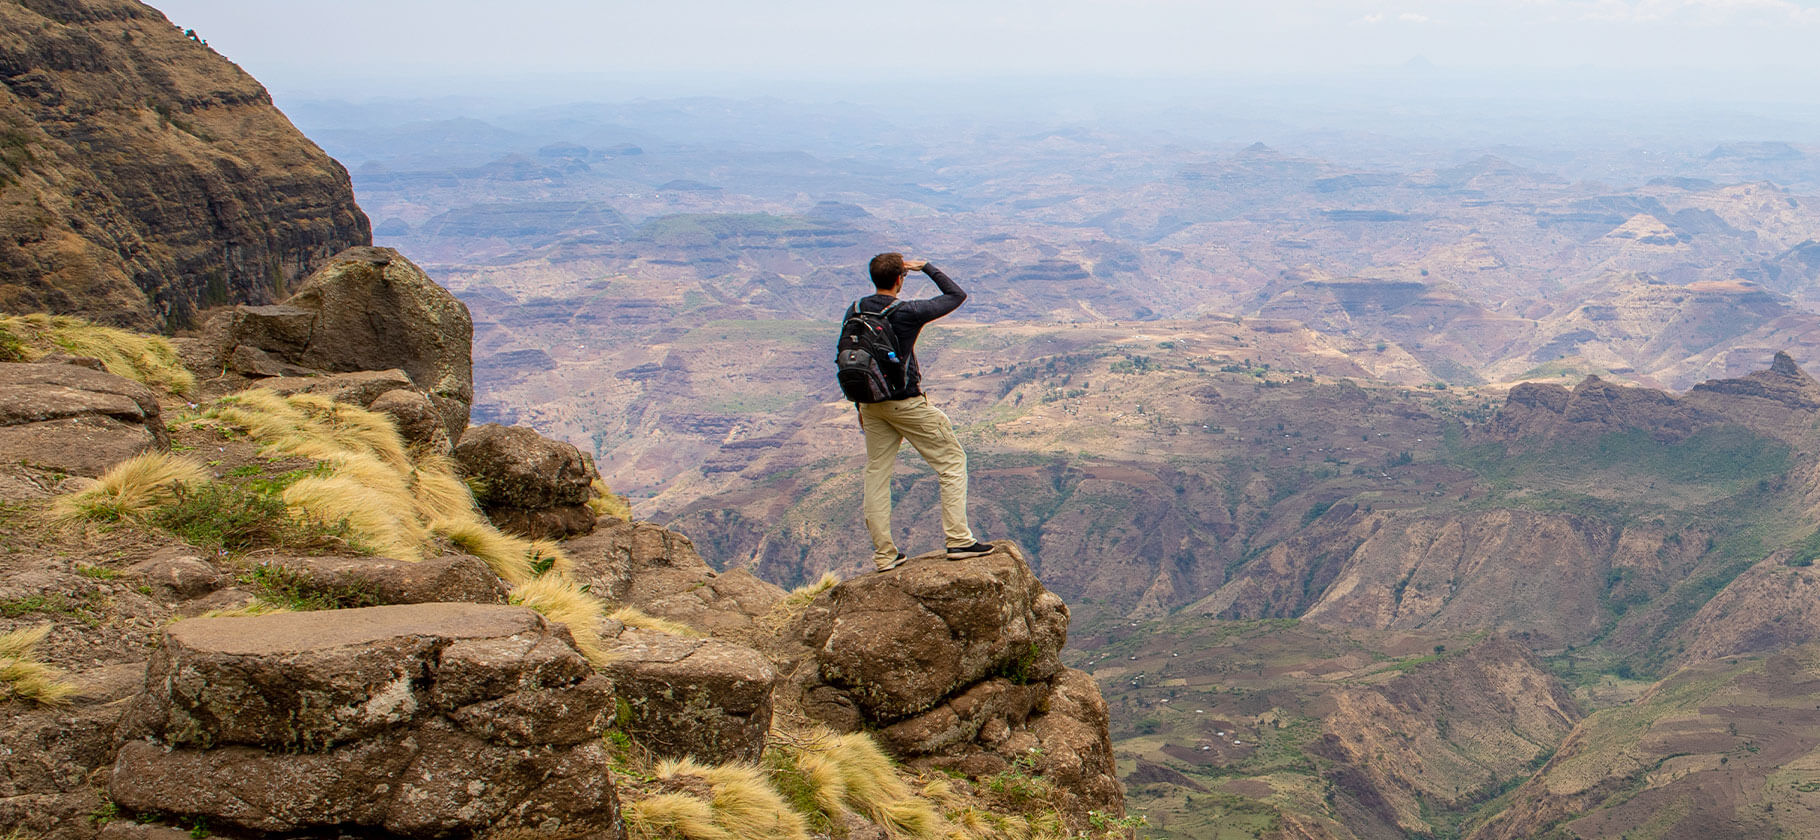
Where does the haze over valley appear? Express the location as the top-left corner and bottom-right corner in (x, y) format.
(288, 86), (1820, 836)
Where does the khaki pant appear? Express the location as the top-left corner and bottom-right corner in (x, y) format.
(858, 395), (976, 563)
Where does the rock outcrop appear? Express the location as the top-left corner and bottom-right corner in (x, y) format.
(781, 542), (1123, 830)
(455, 422), (595, 539)
(567, 517), (785, 636)
(0, 0), (370, 329)
(110, 603), (625, 838)
(0, 361), (167, 475)
(1689, 349), (1820, 410)
(192, 247), (474, 439)
(795, 544), (1068, 723)
(1480, 374), (1715, 446)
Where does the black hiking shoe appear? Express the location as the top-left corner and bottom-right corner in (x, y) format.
(946, 542), (993, 560)
(875, 553), (907, 572)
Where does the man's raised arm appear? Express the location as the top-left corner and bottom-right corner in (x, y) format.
(904, 260), (966, 321)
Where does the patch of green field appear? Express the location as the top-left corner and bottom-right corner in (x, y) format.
(697, 391), (800, 414)
(674, 319), (823, 349)
(1458, 426), (1790, 499)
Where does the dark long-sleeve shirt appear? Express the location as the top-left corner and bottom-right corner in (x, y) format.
(852, 263), (966, 400)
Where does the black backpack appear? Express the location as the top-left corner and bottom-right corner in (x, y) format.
(835, 299), (905, 403)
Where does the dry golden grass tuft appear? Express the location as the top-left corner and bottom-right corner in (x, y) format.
(626, 792), (730, 840)
(650, 758), (811, 840)
(588, 477), (634, 520)
(0, 625), (77, 706)
(281, 472), (427, 560)
(508, 574), (610, 666)
(410, 452), (479, 522)
(197, 602), (294, 619)
(201, 389), (616, 671)
(611, 606), (702, 638)
(210, 390), (408, 469)
(753, 572), (840, 638)
(433, 517), (539, 583)
(51, 452), (209, 523)
(0, 312), (194, 395)
(617, 723), (1077, 840)
(768, 725), (945, 839)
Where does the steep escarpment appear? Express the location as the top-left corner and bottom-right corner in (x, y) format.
(0, 0), (369, 330)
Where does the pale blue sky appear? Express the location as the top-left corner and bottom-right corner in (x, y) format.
(151, 0), (1820, 102)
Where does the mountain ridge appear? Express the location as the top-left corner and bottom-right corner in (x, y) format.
(0, 0), (369, 329)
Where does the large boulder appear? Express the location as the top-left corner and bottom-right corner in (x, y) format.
(454, 423), (596, 540)
(794, 542), (1067, 722)
(110, 603), (624, 839)
(566, 518), (785, 637)
(601, 627), (778, 764)
(195, 247), (472, 438)
(782, 542), (1123, 832)
(0, 362), (167, 476)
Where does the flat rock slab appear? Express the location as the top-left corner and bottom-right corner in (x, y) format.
(121, 603), (588, 751)
(603, 628), (777, 763)
(0, 362), (167, 475)
(111, 603), (624, 837)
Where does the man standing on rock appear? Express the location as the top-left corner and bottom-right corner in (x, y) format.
(846, 252), (992, 571)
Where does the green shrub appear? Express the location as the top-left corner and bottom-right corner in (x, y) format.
(151, 480), (353, 552)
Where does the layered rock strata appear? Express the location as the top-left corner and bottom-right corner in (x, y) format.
(0, 0), (369, 329)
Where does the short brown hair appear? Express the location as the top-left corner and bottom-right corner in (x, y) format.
(869, 252), (905, 289)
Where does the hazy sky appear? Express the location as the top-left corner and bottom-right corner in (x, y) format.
(151, 0), (1820, 102)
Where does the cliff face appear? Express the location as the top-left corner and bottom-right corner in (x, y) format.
(0, 0), (370, 330)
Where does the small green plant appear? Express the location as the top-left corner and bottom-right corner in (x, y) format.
(1088, 809), (1149, 839)
(601, 727), (654, 784)
(983, 748), (1055, 811)
(239, 563), (379, 612)
(74, 564), (123, 581)
(0, 594), (85, 619)
(763, 748), (837, 834)
(996, 642), (1043, 685)
(88, 799), (120, 826)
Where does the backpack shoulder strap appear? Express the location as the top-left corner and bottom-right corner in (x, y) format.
(850, 298), (901, 319)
